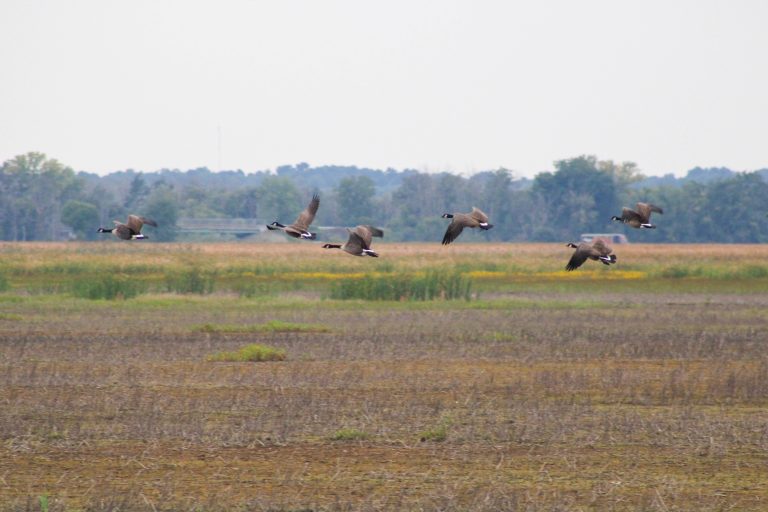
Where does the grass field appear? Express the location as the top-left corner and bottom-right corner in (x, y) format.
(1, 242), (767, 510)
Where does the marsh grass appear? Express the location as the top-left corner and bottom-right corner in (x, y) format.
(206, 343), (286, 362)
(329, 270), (472, 301)
(2, 243), (768, 299)
(164, 267), (216, 294)
(655, 263), (768, 279)
(70, 274), (147, 300)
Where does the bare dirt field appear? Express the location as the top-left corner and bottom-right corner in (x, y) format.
(1, 243), (767, 510)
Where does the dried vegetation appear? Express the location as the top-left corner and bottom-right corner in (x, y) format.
(0, 243), (767, 510)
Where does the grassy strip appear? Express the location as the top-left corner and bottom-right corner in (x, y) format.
(206, 343), (286, 362)
(193, 320), (331, 334)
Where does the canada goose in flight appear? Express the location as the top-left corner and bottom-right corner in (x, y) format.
(565, 239), (617, 271)
(266, 194), (320, 240)
(322, 225), (383, 257)
(611, 202), (663, 229)
(441, 207), (493, 245)
(98, 215), (157, 240)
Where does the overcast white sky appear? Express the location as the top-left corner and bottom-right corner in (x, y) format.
(1, 1), (766, 177)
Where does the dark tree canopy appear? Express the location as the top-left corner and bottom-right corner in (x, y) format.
(2, 151), (767, 243)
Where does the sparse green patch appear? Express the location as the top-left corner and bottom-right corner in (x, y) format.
(206, 343), (286, 362)
(482, 331), (519, 342)
(330, 428), (370, 441)
(0, 313), (22, 321)
(194, 320), (331, 334)
(419, 416), (452, 443)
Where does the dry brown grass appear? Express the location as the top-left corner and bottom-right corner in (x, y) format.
(1, 243), (767, 510)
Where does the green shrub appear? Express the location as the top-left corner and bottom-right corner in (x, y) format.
(330, 270), (472, 301)
(330, 428), (370, 441)
(164, 267), (216, 294)
(0, 272), (9, 292)
(206, 343), (286, 362)
(419, 417), (452, 442)
(71, 274), (146, 300)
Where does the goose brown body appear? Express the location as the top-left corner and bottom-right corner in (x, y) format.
(322, 225), (383, 257)
(266, 194), (320, 239)
(441, 207), (493, 245)
(612, 202), (663, 229)
(98, 215), (157, 240)
(565, 239), (617, 271)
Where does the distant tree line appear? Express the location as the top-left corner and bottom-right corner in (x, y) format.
(2, 151), (767, 243)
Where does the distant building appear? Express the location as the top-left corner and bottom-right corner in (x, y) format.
(580, 233), (629, 244)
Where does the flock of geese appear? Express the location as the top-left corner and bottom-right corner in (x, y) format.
(98, 196), (664, 271)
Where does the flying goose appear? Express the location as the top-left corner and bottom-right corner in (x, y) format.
(611, 202), (663, 229)
(441, 207), (493, 245)
(565, 239), (617, 271)
(98, 215), (157, 240)
(266, 194), (320, 240)
(322, 225), (383, 257)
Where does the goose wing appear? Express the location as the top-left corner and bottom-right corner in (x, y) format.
(441, 217), (466, 245)
(565, 243), (594, 271)
(351, 226), (374, 248)
(638, 202), (663, 215)
(470, 207), (489, 223)
(345, 230), (367, 253)
(293, 194), (320, 231)
(591, 238), (613, 256)
(621, 207), (643, 223)
(360, 225), (384, 238)
(635, 202), (663, 221)
(125, 215), (144, 233)
(127, 215), (158, 233)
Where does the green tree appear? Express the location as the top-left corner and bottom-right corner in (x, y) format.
(143, 185), (178, 241)
(124, 173), (150, 211)
(257, 176), (303, 222)
(0, 152), (80, 240)
(61, 200), (99, 240)
(532, 155), (618, 240)
(336, 176), (375, 225)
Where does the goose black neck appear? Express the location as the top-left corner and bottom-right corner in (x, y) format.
(323, 244), (342, 249)
(442, 213), (453, 219)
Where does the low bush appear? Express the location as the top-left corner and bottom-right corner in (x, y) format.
(330, 428), (370, 441)
(206, 343), (286, 362)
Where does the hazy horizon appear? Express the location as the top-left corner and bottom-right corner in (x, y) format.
(2, 0), (766, 178)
